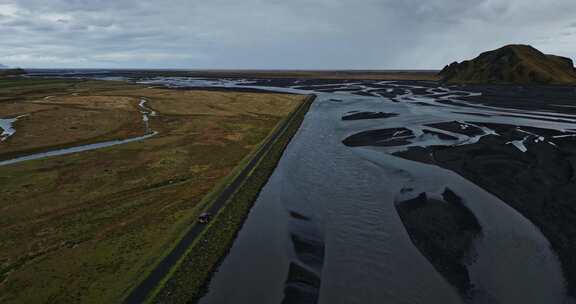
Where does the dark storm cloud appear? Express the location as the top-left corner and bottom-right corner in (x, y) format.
(0, 0), (575, 68)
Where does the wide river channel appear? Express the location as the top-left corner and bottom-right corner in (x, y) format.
(134, 77), (575, 304)
(13, 74), (576, 303)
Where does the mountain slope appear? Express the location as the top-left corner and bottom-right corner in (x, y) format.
(439, 45), (576, 85)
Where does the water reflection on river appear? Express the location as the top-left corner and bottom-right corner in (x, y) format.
(133, 78), (570, 304)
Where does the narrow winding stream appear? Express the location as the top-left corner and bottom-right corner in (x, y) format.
(0, 114), (27, 142)
(0, 98), (158, 166)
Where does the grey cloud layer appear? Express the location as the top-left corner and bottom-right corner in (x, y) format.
(1, 0), (575, 68)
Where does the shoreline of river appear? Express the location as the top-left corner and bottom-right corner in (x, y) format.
(141, 96), (315, 304)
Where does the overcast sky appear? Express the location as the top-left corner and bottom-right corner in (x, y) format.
(1, 0), (575, 69)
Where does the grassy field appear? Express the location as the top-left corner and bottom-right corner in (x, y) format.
(0, 78), (305, 303)
(150, 96), (314, 304)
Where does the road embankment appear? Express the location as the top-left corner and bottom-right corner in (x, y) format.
(124, 95), (315, 304)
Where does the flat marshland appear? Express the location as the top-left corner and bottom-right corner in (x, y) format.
(0, 77), (305, 303)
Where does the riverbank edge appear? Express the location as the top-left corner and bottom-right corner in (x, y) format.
(119, 94), (309, 303)
(138, 95), (314, 303)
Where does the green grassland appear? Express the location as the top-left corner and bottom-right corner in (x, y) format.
(0, 77), (305, 303)
(440, 44), (576, 85)
(149, 96), (314, 304)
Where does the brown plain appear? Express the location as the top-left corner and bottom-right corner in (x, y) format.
(0, 78), (304, 303)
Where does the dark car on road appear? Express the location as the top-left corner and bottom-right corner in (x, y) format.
(198, 212), (211, 224)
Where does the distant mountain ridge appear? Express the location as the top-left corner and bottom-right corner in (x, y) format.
(0, 63), (9, 69)
(439, 45), (576, 85)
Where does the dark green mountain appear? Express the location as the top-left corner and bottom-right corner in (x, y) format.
(439, 45), (576, 85)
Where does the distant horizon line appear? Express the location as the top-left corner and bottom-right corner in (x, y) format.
(19, 68), (441, 72)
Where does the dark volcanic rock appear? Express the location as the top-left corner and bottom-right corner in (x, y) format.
(396, 125), (576, 297)
(439, 45), (576, 85)
(426, 121), (485, 137)
(395, 190), (482, 297)
(342, 128), (412, 147)
(435, 84), (576, 113)
(342, 111), (398, 121)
